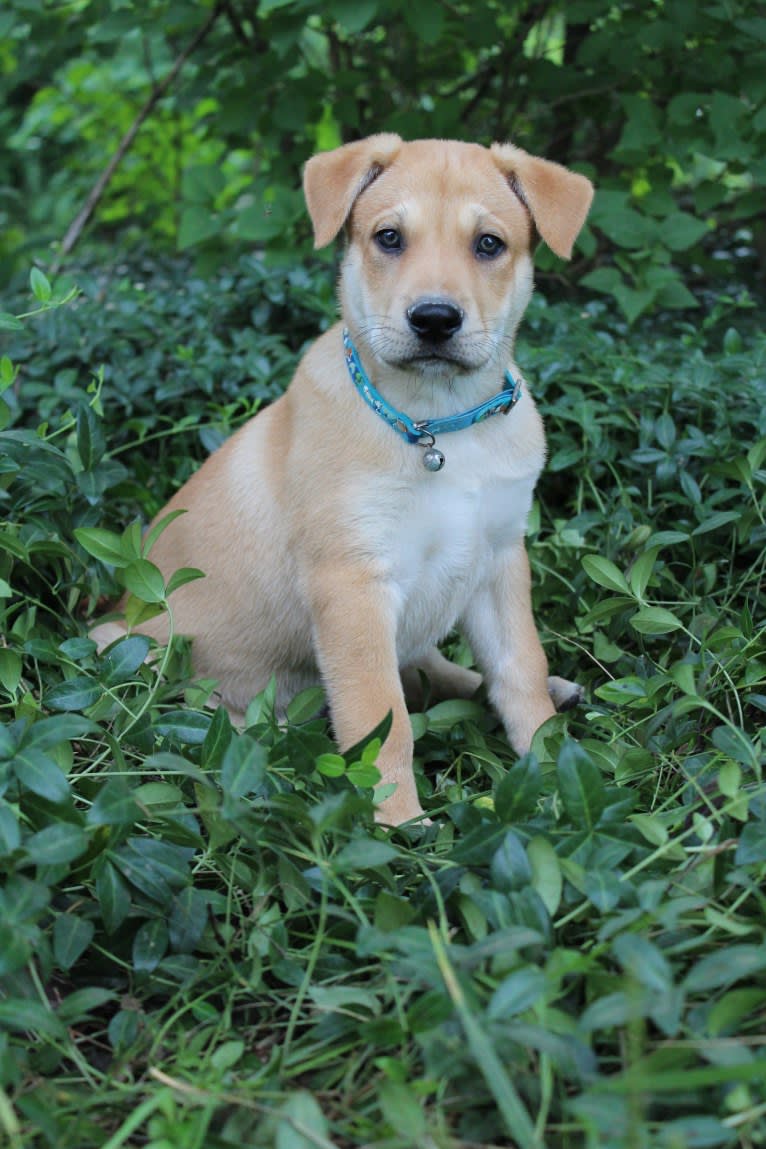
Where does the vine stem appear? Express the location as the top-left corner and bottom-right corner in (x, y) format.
(51, 3), (224, 274)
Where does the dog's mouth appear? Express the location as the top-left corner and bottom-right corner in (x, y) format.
(363, 324), (498, 375)
(389, 343), (484, 373)
(404, 349), (465, 365)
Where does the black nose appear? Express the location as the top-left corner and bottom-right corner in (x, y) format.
(407, 300), (463, 343)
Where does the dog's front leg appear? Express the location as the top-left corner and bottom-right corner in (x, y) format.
(308, 567), (425, 826)
(461, 544), (557, 756)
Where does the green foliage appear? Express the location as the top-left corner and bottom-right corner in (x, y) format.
(1, 257), (765, 1145)
(1, 1), (764, 319)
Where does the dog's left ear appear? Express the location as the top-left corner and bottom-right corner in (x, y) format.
(490, 143), (594, 260)
(303, 133), (403, 249)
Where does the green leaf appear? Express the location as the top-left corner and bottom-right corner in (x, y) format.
(490, 830), (532, 892)
(154, 710), (212, 745)
(579, 991), (650, 1032)
(590, 192), (657, 249)
(30, 267), (52, 302)
(0, 722), (18, 759)
(57, 987), (116, 1024)
(285, 686), (326, 724)
(527, 835), (562, 916)
(0, 921), (32, 976)
(112, 847), (174, 906)
(56, 988), (115, 1024)
(86, 778), (140, 827)
(488, 967), (547, 1019)
(132, 918), (169, 972)
(276, 1091), (334, 1149)
(165, 567), (205, 596)
(108, 1009), (140, 1051)
(425, 698), (487, 730)
(181, 164), (226, 204)
(655, 278), (699, 310)
(327, 0), (379, 33)
(220, 735), (268, 797)
(75, 402), (105, 471)
(0, 801), (21, 856)
(378, 1079), (427, 1139)
(735, 822), (766, 865)
(628, 548), (659, 599)
(13, 747), (70, 802)
(22, 714), (95, 751)
(630, 606), (683, 635)
(53, 914), (94, 970)
(684, 945), (766, 992)
(583, 870), (623, 912)
(44, 676), (103, 711)
(210, 1040), (245, 1071)
(556, 742), (607, 831)
(100, 635), (150, 684)
(201, 706), (232, 768)
(334, 838), (400, 872)
(0, 999), (65, 1039)
(707, 988), (766, 1038)
(141, 509), (186, 558)
(613, 284), (656, 324)
(74, 526), (131, 567)
(612, 933), (672, 993)
(26, 823), (88, 866)
(0, 648), (22, 693)
(718, 760), (741, 798)
(630, 812), (669, 846)
(0, 312), (23, 331)
(582, 555), (630, 594)
(316, 753), (346, 777)
(168, 886), (207, 952)
(494, 755), (542, 822)
(581, 267), (624, 295)
(404, 0), (443, 42)
(123, 559), (166, 603)
(374, 890), (415, 932)
(95, 860), (131, 933)
(658, 212), (709, 251)
(0, 355), (15, 388)
(177, 206), (222, 250)
(691, 510), (740, 536)
(346, 761), (381, 788)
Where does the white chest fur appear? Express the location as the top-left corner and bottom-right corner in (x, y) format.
(352, 425), (540, 663)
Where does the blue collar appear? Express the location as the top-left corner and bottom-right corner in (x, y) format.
(342, 327), (522, 471)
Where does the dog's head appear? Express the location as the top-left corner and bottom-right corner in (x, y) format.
(303, 135), (593, 380)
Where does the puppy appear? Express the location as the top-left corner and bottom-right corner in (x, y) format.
(92, 135), (594, 826)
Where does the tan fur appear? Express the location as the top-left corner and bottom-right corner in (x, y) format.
(91, 135), (594, 826)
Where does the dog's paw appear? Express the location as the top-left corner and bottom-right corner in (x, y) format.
(547, 675), (584, 712)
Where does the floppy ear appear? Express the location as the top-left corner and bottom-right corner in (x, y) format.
(490, 143), (594, 260)
(303, 133), (403, 249)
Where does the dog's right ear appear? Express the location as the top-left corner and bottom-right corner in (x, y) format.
(303, 134), (402, 249)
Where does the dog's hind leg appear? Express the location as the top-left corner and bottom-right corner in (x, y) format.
(401, 647), (482, 709)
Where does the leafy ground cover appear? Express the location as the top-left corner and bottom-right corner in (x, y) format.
(1, 260), (765, 1148)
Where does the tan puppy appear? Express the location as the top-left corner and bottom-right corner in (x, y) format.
(93, 135), (594, 826)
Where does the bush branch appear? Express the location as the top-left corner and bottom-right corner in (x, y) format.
(52, 3), (223, 274)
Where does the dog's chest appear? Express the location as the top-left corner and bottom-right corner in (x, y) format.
(361, 462), (537, 651)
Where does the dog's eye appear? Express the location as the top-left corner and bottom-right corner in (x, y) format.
(475, 233), (506, 259)
(375, 228), (403, 252)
